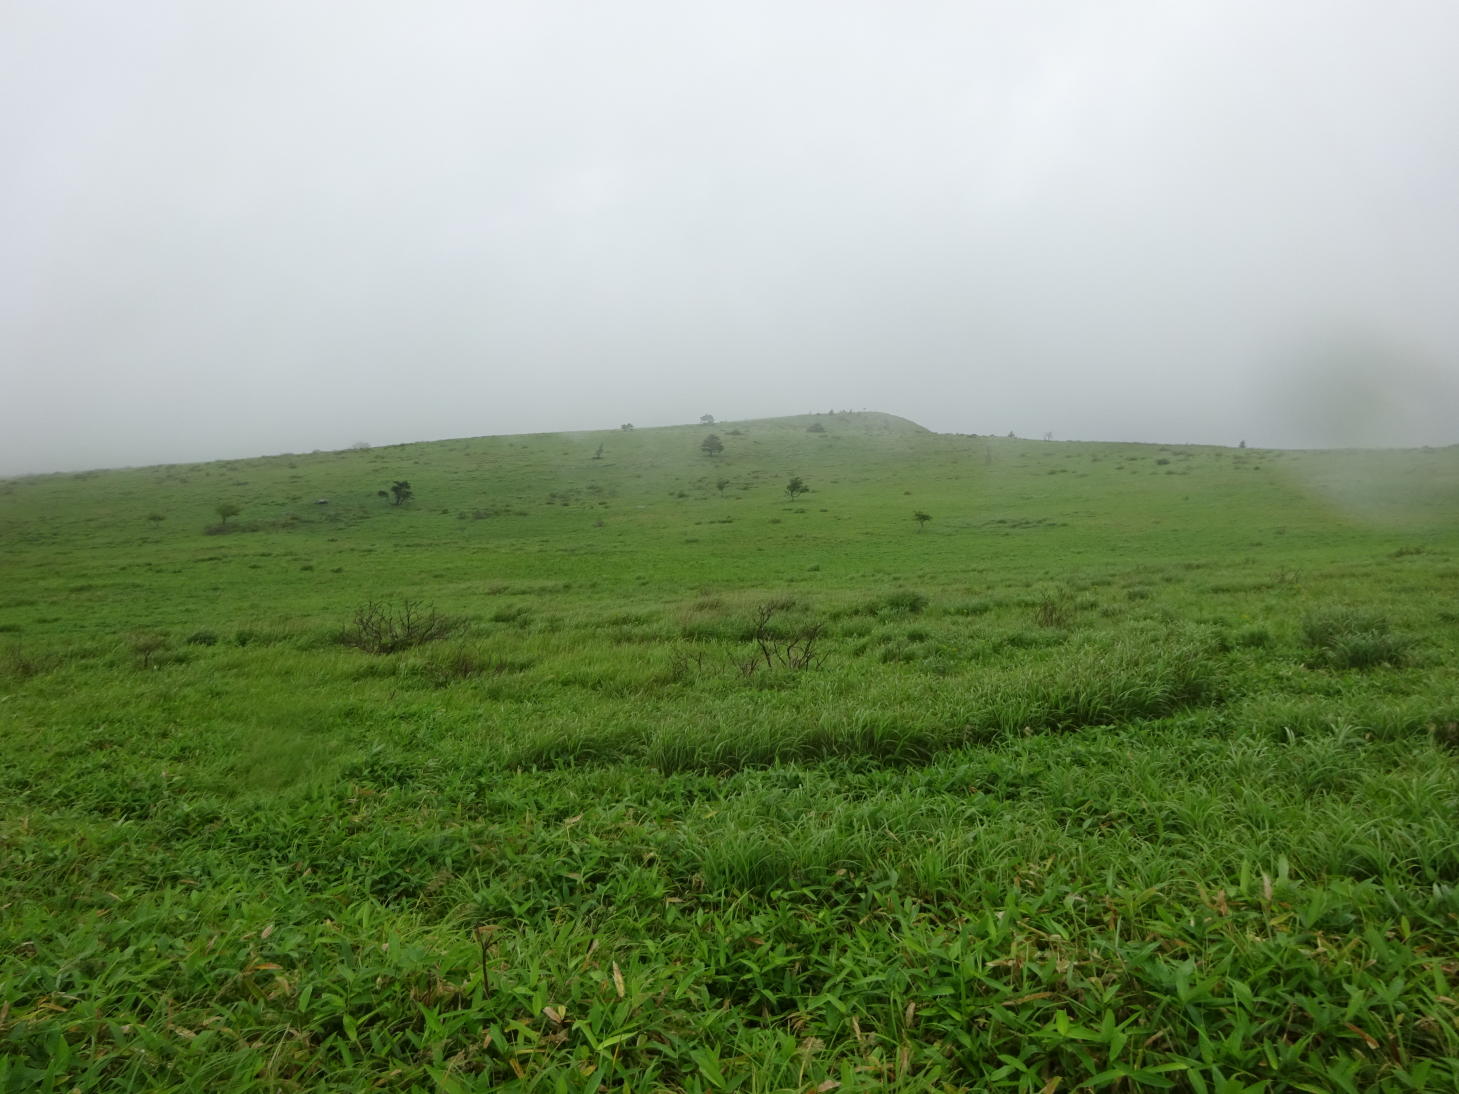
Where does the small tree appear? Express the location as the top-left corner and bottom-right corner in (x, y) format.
(914, 510), (932, 532)
(620, 423), (634, 431)
(593, 443), (605, 460)
(129, 630), (170, 669)
(716, 478), (730, 494)
(215, 502), (240, 525)
(700, 414), (715, 425)
(389, 481), (413, 506)
(701, 434), (724, 457)
(785, 476), (808, 500)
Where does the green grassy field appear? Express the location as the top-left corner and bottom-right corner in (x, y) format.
(3, 411), (1458, 1092)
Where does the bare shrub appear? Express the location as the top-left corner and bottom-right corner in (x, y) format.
(664, 644), (710, 684)
(736, 601), (826, 677)
(344, 599), (460, 654)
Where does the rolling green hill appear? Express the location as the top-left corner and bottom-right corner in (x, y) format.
(3, 413), (1459, 1091)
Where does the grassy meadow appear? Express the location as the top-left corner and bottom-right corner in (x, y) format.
(3, 411), (1459, 1092)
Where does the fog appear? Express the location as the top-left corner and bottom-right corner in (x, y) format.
(4, 1), (1458, 474)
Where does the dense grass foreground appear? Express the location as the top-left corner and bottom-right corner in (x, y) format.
(3, 413), (1459, 1091)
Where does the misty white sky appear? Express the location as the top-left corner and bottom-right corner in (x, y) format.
(4, 1), (1459, 473)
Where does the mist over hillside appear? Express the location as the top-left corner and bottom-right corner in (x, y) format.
(7, 4), (1459, 473)
(7, 5), (1459, 1078)
(5, 405), (1456, 482)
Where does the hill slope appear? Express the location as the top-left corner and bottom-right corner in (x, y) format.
(3, 411), (1457, 634)
(3, 413), (1459, 1089)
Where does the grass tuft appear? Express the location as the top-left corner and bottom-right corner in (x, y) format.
(1301, 606), (1412, 669)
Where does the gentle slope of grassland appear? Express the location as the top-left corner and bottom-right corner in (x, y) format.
(3, 412), (1458, 1092)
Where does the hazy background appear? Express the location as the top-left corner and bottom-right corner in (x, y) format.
(4, 0), (1458, 474)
